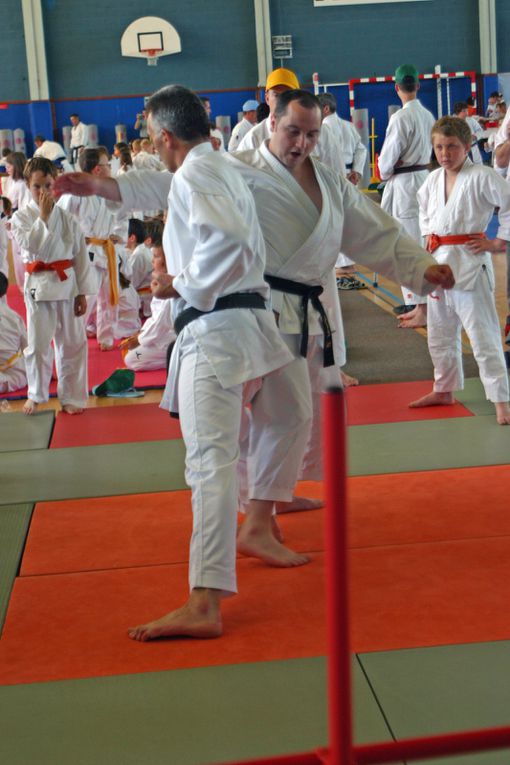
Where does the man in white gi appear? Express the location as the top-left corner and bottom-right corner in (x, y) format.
(318, 91), (368, 289)
(237, 67), (345, 175)
(69, 114), (87, 168)
(379, 64), (435, 328)
(228, 90), (455, 560)
(54, 85), (301, 640)
(493, 108), (510, 321)
(228, 99), (259, 152)
(33, 135), (68, 164)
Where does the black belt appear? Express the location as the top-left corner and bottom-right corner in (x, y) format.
(393, 164), (429, 175)
(174, 292), (266, 336)
(345, 162), (353, 170)
(265, 274), (334, 367)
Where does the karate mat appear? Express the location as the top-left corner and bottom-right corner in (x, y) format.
(0, 504), (34, 633)
(345, 380), (473, 425)
(49, 402), (182, 448)
(359, 641), (510, 765)
(19, 466), (510, 577)
(1, 439), (187, 506)
(5, 528), (510, 684)
(0, 657), (392, 765)
(0, 410), (54, 452)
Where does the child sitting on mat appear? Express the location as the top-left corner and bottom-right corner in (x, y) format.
(11, 157), (96, 415)
(0, 272), (28, 394)
(409, 116), (510, 424)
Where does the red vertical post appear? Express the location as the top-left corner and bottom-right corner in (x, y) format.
(323, 387), (353, 765)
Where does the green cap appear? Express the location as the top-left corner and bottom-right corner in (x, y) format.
(395, 64), (419, 84)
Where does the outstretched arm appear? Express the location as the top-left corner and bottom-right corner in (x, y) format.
(53, 172), (122, 202)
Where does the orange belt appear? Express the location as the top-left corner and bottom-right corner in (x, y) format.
(87, 237), (119, 306)
(427, 233), (486, 254)
(0, 349), (23, 372)
(137, 286), (152, 296)
(26, 259), (73, 281)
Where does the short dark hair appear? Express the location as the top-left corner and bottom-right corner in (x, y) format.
(115, 141), (129, 151)
(119, 149), (132, 166)
(0, 272), (8, 298)
(453, 101), (469, 115)
(34, 134), (45, 143)
(317, 92), (337, 114)
(146, 85), (210, 142)
(398, 77), (418, 93)
(256, 102), (270, 123)
(431, 116), (471, 146)
(273, 89), (322, 121)
(70, 113), (79, 119)
(144, 218), (164, 247)
(79, 147), (108, 173)
(24, 156), (57, 182)
(1, 196), (12, 216)
(128, 218), (146, 243)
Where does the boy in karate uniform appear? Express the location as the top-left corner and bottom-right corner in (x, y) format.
(0, 272), (27, 393)
(410, 117), (510, 424)
(11, 157), (95, 414)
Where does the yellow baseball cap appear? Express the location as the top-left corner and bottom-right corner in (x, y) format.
(266, 67), (300, 91)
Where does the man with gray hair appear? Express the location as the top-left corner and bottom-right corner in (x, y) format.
(54, 85), (306, 641)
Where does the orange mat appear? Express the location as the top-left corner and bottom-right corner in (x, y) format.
(50, 403), (182, 448)
(20, 466), (510, 577)
(4, 534), (510, 685)
(345, 380), (474, 425)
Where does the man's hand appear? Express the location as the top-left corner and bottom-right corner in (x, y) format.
(347, 170), (361, 186)
(53, 172), (97, 199)
(39, 189), (55, 222)
(151, 271), (179, 299)
(74, 294), (87, 317)
(424, 264), (455, 290)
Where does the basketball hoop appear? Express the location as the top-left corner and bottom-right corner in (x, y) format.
(144, 48), (161, 66)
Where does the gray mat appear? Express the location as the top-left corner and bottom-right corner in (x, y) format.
(359, 642), (510, 764)
(1, 440), (187, 505)
(0, 657), (391, 765)
(341, 289), (479, 384)
(348, 415), (510, 475)
(0, 504), (33, 634)
(0, 411), (54, 452)
(455, 377), (497, 416)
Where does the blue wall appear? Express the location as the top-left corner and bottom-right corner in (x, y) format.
(42, 0), (258, 98)
(269, 0), (480, 85)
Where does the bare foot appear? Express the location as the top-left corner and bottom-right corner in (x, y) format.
(23, 399), (38, 415)
(398, 304), (427, 329)
(341, 370), (359, 388)
(271, 516), (284, 543)
(127, 589), (222, 642)
(99, 343), (114, 351)
(409, 391), (454, 408)
(495, 402), (510, 425)
(61, 404), (84, 415)
(275, 495), (324, 514)
(237, 522), (309, 567)
(86, 327), (96, 339)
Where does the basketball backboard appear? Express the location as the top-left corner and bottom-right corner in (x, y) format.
(121, 16), (181, 65)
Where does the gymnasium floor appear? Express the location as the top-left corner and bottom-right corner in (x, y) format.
(1, 255), (510, 765)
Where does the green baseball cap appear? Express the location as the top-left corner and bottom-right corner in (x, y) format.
(395, 64), (419, 84)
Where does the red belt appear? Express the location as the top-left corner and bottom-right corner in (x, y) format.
(26, 259), (73, 281)
(427, 233), (486, 254)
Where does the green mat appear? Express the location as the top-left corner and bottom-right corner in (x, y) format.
(0, 411), (54, 452)
(0, 504), (34, 634)
(455, 377), (498, 416)
(0, 657), (391, 765)
(341, 289), (479, 384)
(1, 440), (187, 505)
(359, 642), (510, 764)
(348, 415), (510, 476)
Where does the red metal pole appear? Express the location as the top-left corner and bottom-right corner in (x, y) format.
(323, 387), (353, 765)
(354, 726), (510, 763)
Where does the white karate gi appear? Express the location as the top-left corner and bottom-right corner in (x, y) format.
(133, 151), (165, 172)
(379, 99), (435, 305)
(323, 112), (369, 269)
(111, 144), (295, 595)
(466, 116), (483, 164)
(11, 201), (95, 406)
(229, 142), (439, 481)
(70, 122), (86, 166)
(0, 301), (27, 393)
(34, 140), (67, 162)
(58, 194), (126, 346)
(126, 242), (153, 317)
(116, 249), (141, 339)
(228, 118), (254, 152)
(0, 216), (8, 280)
(418, 159), (510, 402)
(124, 297), (175, 371)
(3, 177), (31, 287)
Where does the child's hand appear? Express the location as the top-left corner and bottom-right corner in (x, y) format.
(466, 236), (506, 254)
(151, 272), (178, 299)
(39, 189), (55, 222)
(109, 234), (122, 244)
(119, 334), (140, 350)
(74, 294), (87, 317)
